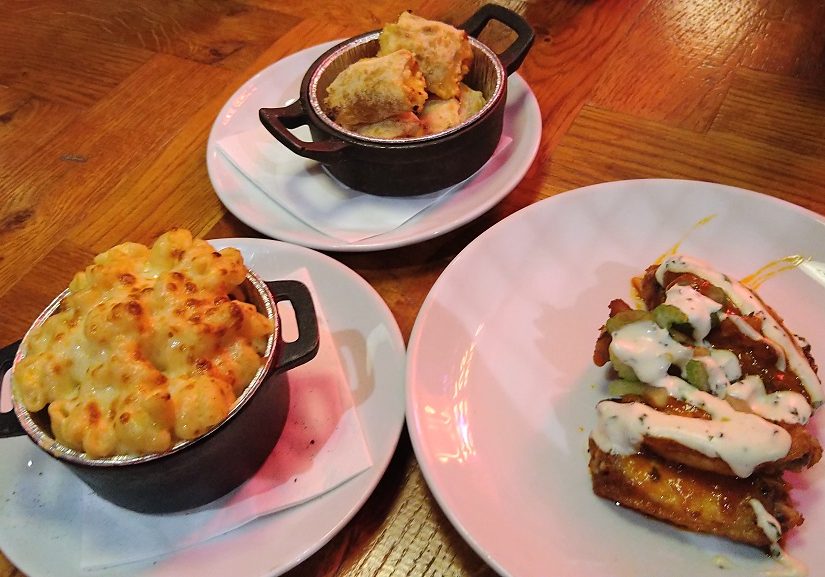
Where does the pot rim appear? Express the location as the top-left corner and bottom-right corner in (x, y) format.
(305, 31), (505, 145)
(11, 269), (280, 468)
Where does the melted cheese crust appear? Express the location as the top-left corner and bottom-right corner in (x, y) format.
(12, 229), (274, 458)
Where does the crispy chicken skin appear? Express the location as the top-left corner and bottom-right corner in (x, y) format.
(588, 439), (803, 549)
(593, 299), (631, 366)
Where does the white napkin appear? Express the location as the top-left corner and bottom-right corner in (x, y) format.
(216, 124), (512, 243)
(80, 268), (372, 570)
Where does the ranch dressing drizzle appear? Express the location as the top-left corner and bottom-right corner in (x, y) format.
(664, 284), (721, 341)
(711, 348), (742, 381)
(609, 320), (692, 383)
(750, 499), (808, 577)
(751, 498), (782, 547)
(693, 349), (741, 397)
(728, 376), (811, 425)
(655, 255), (822, 407)
(592, 376), (791, 478)
(722, 313), (787, 371)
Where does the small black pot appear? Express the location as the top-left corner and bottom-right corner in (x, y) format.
(0, 275), (319, 513)
(259, 4), (535, 196)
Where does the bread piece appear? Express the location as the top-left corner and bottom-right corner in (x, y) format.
(378, 11), (473, 100)
(325, 49), (428, 129)
(419, 98), (460, 134)
(458, 82), (486, 122)
(354, 111), (424, 139)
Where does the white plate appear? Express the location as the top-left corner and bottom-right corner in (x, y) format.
(206, 41), (542, 252)
(0, 239), (406, 577)
(406, 179), (825, 577)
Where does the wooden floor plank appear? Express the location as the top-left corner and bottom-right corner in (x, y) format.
(0, 53), (236, 293)
(591, 0), (773, 132)
(0, 241), (96, 340)
(547, 104), (825, 212)
(66, 0), (303, 71)
(740, 1), (825, 80)
(0, 87), (81, 150)
(711, 68), (825, 157)
(0, 2), (153, 107)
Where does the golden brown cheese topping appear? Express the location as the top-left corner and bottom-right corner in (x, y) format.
(12, 229), (274, 458)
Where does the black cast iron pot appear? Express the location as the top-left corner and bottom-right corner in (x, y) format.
(0, 273), (319, 513)
(259, 4), (535, 196)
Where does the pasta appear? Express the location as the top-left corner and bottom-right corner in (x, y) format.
(12, 229), (274, 458)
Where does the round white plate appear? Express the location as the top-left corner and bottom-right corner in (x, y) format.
(0, 239), (406, 577)
(406, 179), (825, 577)
(206, 41), (542, 252)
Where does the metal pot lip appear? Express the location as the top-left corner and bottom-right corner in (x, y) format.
(304, 31), (506, 145)
(11, 269), (280, 468)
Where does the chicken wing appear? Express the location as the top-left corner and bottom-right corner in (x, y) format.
(588, 439), (802, 549)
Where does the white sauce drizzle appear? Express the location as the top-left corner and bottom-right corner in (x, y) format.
(609, 320), (692, 383)
(593, 255), (818, 574)
(711, 348), (742, 380)
(592, 376), (791, 478)
(692, 349), (741, 397)
(751, 498), (782, 545)
(728, 376), (811, 425)
(765, 549), (809, 577)
(723, 313), (787, 371)
(664, 284), (721, 341)
(608, 314), (804, 427)
(750, 499), (808, 577)
(655, 255), (822, 406)
(694, 355), (730, 396)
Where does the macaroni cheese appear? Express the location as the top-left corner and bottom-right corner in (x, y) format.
(12, 229), (274, 458)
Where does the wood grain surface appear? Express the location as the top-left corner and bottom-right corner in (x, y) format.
(2, 1), (825, 575)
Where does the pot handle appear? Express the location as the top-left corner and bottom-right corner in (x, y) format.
(460, 4), (535, 76)
(266, 280), (320, 374)
(0, 340), (24, 438)
(259, 100), (350, 164)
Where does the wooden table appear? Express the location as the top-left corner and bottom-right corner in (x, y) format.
(2, 1), (825, 575)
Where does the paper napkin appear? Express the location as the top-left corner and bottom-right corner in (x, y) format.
(80, 268), (372, 570)
(216, 124), (512, 243)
